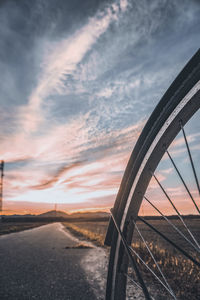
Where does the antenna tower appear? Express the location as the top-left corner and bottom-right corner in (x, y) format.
(0, 161), (4, 214)
(54, 203), (57, 217)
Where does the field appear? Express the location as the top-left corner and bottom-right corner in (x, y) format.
(0, 222), (46, 235)
(63, 218), (200, 300)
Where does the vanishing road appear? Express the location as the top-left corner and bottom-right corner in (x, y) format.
(0, 223), (107, 300)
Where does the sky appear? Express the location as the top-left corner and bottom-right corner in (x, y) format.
(0, 0), (200, 215)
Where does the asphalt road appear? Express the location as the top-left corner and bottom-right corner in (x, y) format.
(0, 223), (105, 300)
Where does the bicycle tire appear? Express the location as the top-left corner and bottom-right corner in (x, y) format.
(105, 49), (200, 300)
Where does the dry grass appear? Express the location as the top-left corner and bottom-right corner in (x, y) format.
(64, 243), (92, 249)
(132, 241), (200, 299)
(63, 219), (200, 300)
(0, 222), (46, 235)
(63, 222), (106, 246)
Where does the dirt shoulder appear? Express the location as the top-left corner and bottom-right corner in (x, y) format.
(62, 222), (107, 247)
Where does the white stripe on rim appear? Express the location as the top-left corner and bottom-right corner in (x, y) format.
(111, 79), (200, 299)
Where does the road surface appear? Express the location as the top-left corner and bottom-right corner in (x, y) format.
(0, 223), (107, 300)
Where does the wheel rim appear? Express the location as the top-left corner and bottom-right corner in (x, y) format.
(105, 49), (200, 300)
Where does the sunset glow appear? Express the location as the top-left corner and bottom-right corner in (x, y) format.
(1, 0), (200, 215)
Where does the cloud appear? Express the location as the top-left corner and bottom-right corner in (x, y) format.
(160, 168), (173, 175)
(96, 87), (114, 98)
(170, 132), (200, 149)
(17, 0), (129, 133)
(119, 0), (129, 12)
(4, 121), (142, 205)
(1, 0), (200, 214)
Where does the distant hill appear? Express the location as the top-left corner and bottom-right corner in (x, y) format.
(38, 210), (69, 218)
(37, 210), (109, 220)
(69, 211), (109, 219)
(2, 214), (36, 218)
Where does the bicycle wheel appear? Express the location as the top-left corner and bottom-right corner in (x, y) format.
(105, 49), (200, 300)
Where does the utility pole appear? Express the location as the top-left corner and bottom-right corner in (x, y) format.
(54, 203), (57, 217)
(0, 160), (4, 215)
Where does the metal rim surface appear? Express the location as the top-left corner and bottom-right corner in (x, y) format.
(105, 49), (200, 300)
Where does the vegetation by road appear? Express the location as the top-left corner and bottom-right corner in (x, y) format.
(63, 219), (200, 300)
(63, 221), (107, 247)
(0, 222), (46, 235)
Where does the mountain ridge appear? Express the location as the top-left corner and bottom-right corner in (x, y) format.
(38, 210), (109, 219)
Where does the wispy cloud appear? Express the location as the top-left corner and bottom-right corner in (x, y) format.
(1, 0), (200, 214)
(18, 1), (129, 133)
(3, 121), (142, 208)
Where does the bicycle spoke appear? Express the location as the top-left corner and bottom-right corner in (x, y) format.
(123, 272), (142, 290)
(129, 245), (177, 299)
(180, 120), (200, 196)
(144, 196), (200, 253)
(124, 272), (157, 300)
(105, 50), (200, 300)
(152, 173), (200, 250)
(138, 216), (200, 267)
(132, 220), (177, 300)
(166, 150), (200, 214)
(110, 209), (152, 300)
